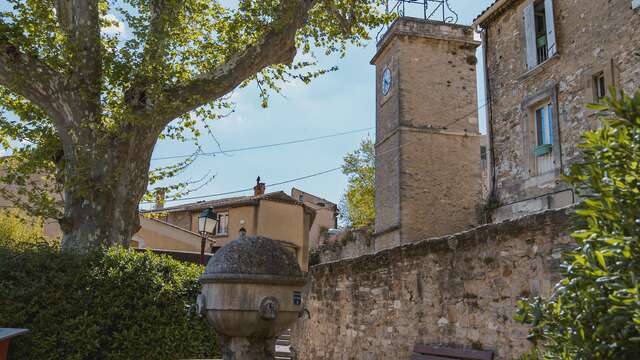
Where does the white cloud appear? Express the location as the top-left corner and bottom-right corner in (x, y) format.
(101, 14), (125, 35)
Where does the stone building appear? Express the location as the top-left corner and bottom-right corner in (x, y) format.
(372, 17), (483, 250)
(290, 188), (338, 249)
(291, 1), (640, 359)
(474, 0), (640, 221)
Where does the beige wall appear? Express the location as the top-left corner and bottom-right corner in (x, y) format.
(134, 216), (202, 252)
(167, 211), (191, 231)
(157, 200), (310, 271)
(256, 200), (304, 244)
(198, 206), (258, 248)
(256, 199), (307, 271)
(307, 207), (335, 248)
(291, 188), (337, 249)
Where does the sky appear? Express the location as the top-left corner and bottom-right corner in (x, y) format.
(148, 0), (494, 210)
(0, 0), (495, 211)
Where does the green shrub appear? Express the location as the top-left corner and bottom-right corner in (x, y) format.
(340, 138), (375, 227)
(0, 242), (220, 360)
(0, 208), (49, 246)
(515, 90), (640, 359)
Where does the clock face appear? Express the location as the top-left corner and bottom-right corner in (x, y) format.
(381, 67), (392, 96)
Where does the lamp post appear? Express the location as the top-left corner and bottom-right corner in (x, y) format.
(198, 207), (218, 265)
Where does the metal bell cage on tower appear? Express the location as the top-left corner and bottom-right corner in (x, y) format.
(377, 0), (459, 40)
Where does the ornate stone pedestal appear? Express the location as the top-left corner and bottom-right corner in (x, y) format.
(198, 235), (305, 360)
(219, 335), (276, 360)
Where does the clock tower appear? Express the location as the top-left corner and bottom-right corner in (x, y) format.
(371, 17), (482, 249)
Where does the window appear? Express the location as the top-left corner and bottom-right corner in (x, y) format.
(523, 86), (558, 177)
(533, 101), (555, 175)
(535, 103), (553, 146)
(534, 2), (548, 64)
(298, 194), (304, 202)
(215, 212), (228, 235)
(594, 72), (606, 100)
(524, 0), (557, 70)
(582, 60), (616, 107)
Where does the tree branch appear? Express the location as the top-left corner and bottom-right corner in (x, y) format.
(54, 0), (102, 111)
(0, 33), (69, 128)
(125, 0), (178, 110)
(142, 0), (176, 71)
(150, 0), (318, 124)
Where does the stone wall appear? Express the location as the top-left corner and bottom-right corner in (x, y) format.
(292, 208), (573, 359)
(483, 0), (640, 210)
(317, 228), (375, 263)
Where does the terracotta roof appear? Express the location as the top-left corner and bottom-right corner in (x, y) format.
(143, 216), (202, 237)
(143, 191), (302, 214)
(472, 0), (514, 28)
(291, 187), (337, 208)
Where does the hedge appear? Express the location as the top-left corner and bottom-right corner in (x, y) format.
(0, 242), (220, 360)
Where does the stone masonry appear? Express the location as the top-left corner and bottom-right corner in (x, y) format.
(291, 208), (573, 359)
(372, 18), (483, 250)
(317, 228), (375, 263)
(478, 0), (640, 220)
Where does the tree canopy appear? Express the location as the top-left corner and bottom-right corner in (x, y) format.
(0, 0), (390, 251)
(340, 137), (374, 227)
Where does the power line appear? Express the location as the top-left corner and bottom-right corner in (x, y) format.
(140, 166), (342, 205)
(144, 101), (489, 205)
(151, 126), (374, 161)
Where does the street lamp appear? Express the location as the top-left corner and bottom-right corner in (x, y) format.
(198, 207), (218, 265)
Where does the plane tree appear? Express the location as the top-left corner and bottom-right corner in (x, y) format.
(0, 0), (389, 252)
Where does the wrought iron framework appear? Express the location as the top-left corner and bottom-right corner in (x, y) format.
(377, 0), (459, 40)
(387, 0), (458, 22)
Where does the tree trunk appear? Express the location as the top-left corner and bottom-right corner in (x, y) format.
(61, 187), (141, 253)
(60, 133), (156, 253)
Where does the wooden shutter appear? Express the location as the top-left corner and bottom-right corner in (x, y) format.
(544, 0), (557, 57)
(523, 2), (537, 70)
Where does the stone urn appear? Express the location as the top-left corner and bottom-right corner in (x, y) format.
(198, 235), (306, 360)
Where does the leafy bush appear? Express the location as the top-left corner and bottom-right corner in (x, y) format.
(0, 208), (48, 246)
(0, 242), (220, 360)
(515, 90), (640, 359)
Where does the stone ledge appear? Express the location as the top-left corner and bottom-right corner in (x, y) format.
(310, 206), (573, 272)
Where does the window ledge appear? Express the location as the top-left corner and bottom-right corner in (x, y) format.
(213, 233), (228, 238)
(525, 171), (556, 187)
(519, 54), (560, 81)
(534, 144), (553, 157)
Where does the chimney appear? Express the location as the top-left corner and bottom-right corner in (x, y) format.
(253, 176), (266, 196)
(154, 188), (166, 210)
